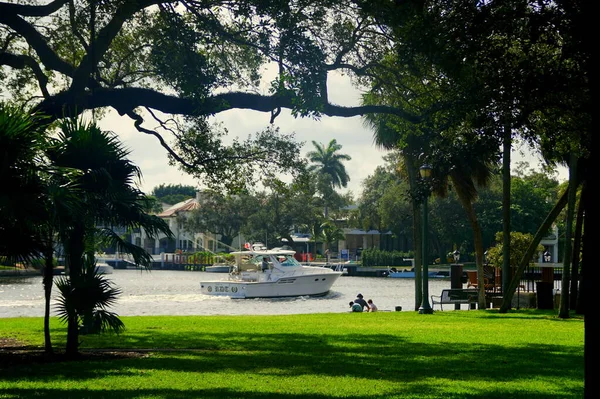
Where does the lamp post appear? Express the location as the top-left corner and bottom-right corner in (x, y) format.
(453, 250), (461, 264)
(419, 164), (434, 314)
(543, 250), (552, 263)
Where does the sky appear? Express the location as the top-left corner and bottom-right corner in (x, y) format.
(98, 71), (567, 198)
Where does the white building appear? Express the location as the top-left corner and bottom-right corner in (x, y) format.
(130, 191), (227, 255)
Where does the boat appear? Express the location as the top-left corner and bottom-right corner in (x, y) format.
(95, 262), (114, 275)
(200, 248), (343, 298)
(204, 264), (232, 273)
(387, 268), (446, 278)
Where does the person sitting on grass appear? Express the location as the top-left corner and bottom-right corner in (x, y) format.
(367, 299), (378, 312)
(354, 293), (369, 310)
(349, 301), (363, 312)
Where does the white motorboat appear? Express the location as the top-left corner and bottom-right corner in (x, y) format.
(200, 249), (342, 298)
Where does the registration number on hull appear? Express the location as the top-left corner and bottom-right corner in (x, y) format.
(202, 283), (242, 295)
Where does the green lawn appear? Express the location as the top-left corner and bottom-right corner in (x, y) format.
(0, 310), (584, 399)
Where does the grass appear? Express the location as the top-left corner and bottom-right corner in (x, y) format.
(0, 310), (584, 399)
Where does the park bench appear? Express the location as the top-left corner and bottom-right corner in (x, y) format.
(431, 288), (479, 311)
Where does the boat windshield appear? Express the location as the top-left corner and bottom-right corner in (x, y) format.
(277, 255), (301, 267)
(237, 252), (301, 269)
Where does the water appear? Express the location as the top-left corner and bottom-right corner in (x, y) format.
(0, 270), (456, 318)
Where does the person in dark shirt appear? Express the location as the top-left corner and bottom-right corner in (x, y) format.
(354, 293), (369, 310)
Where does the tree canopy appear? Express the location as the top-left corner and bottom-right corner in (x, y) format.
(0, 0), (418, 190)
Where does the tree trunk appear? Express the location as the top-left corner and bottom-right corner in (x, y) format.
(65, 313), (79, 358)
(501, 125), (511, 296)
(460, 197), (486, 309)
(575, 179), (586, 316)
(569, 183), (585, 310)
(499, 189), (569, 313)
(42, 245), (54, 356)
(559, 153), (578, 319)
(65, 224), (86, 357)
(404, 155), (422, 311)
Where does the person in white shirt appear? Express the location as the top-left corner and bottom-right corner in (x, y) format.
(367, 299), (378, 312)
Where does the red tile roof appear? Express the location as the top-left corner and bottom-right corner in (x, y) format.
(157, 198), (199, 217)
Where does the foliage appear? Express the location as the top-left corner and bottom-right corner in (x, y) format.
(142, 195), (164, 214)
(357, 160), (413, 236)
(43, 117), (172, 355)
(151, 184), (196, 205)
(354, 157), (560, 257)
(192, 251), (213, 264)
(242, 177), (321, 246)
(428, 193), (472, 260)
(185, 191), (257, 248)
(0, 104), (49, 261)
(321, 222), (345, 251)
(306, 139), (351, 189)
(172, 123), (306, 192)
(151, 184), (197, 199)
(26, 257), (58, 270)
(486, 231), (543, 269)
(510, 164), (560, 236)
(54, 258), (124, 336)
(361, 249), (414, 267)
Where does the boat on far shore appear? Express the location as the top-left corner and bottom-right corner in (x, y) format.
(387, 268), (446, 278)
(204, 255), (233, 273)
(95, 262), (114, 275)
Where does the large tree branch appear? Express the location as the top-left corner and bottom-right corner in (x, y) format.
(126, 109), (194, 169)
(0, 12), (74, 76)
(69, 0), (162, 94)
(126, 109), (279, 171)
(0, 52), (49, 97)
(0, 0), (69, 16)
(35, 87), (422, 123)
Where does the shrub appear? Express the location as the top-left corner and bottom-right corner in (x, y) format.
(361, 249), (414, 267)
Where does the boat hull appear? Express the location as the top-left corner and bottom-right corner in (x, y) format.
(95, 263), (114, 275)
(200, 272), (342, 298)
(388, 271), (445, 278)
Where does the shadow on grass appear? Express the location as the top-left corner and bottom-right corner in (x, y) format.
(0, 387), (466, 399)
(0, 328), (583, 399)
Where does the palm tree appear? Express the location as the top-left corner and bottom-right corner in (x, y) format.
(306, 139), (351, 189)
(322, 222), (345, 263)
(55, 256), (125, 336)
(307, 139), (351, 218)
(362, 111), (426, 311)
(0, 104), (48, 261)
(429, 143), (496, 309)
(46, 118), (173, 357)
(0, 104), (58, 354)
(366, 111), (496, 309)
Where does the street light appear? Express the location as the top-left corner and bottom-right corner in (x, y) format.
(543, 250), (552, 263)
(453, 250), (461, 264)
(419, 164), (434, 314)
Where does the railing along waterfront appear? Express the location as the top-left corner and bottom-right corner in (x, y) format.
(522, 263), (564, 292)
